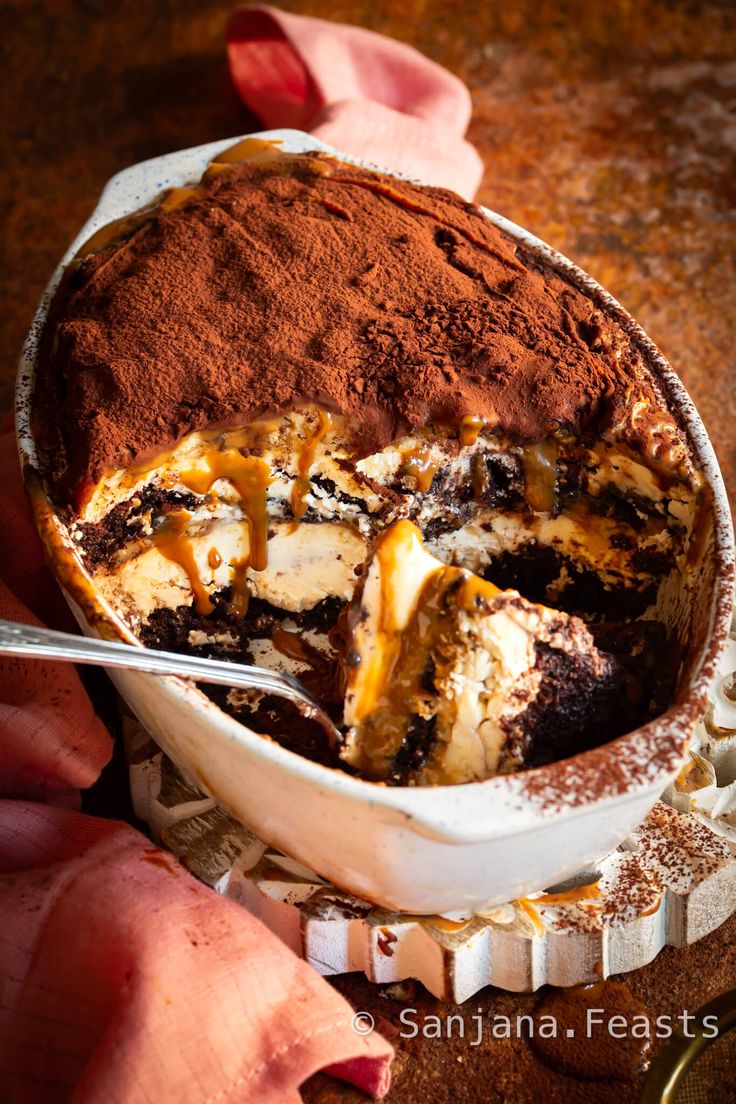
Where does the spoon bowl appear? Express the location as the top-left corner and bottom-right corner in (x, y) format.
(0, 618), (342, 748)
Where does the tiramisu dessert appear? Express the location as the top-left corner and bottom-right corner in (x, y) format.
(33, 140), (704, 784)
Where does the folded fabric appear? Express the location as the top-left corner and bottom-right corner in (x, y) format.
(0, 420), (393, 1101)
(227, 5), (483, 198)
(0, 803), (392, 1103)
(0, 431), (112, 804)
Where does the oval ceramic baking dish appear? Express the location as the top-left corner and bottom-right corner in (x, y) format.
(16, 129), (735, 914)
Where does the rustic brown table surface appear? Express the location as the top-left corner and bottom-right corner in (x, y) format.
(2, 2), (735, 1101)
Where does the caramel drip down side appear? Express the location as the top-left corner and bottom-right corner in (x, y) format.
(230, 557), (250, 617)
(522, 438), (559, 512)
(153, 511), (213, 615)
(75, 207), (157, 258)
(180, 450), (272, 571)
(211, 137), (291, 167)
(458, 415), (485, 447)
(291, 411), (332, 518)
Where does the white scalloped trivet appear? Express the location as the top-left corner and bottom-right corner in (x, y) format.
(124, 629), (736, 1001)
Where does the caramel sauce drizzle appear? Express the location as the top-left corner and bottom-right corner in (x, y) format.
(522, 438), (559, 512)
(211, 137), (286, 167)
(77, 180), (211, 260)
(554, 502), (655, 560)
(471, 452), (490, 499)
(150, 448), (271, 618)
(516, 880), (603, 935)
(206, 139), (336, 185)
(516, 898), (546, 935)
(400, 443), (439, 493)
(159, 185), (206, 212)
(675, 754), (713, 792)
(76, 207), (157, 258)
(291, 411), (332, 518)
(131, 410), (343, 619)
(348, 521), (426, 727)
(230, 556), (250, 617)
(458, 415), (485, 447)
(348, 522), (501, 768)
(153, 510), (213, 615)
(75, 140), (283, 263)
(180, 451), (272, 571)
(429, 917), (472, 933)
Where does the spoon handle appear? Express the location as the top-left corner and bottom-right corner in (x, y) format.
(0, 618), (340, 743)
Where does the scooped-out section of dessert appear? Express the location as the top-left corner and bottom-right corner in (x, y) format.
(33, 141), (710, 784)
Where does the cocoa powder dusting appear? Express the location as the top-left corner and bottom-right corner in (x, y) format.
(35, 153), (674, 505)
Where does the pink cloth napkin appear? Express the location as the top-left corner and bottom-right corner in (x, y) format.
(227, 6), (483, 199)
(0, 420), (393, 1101)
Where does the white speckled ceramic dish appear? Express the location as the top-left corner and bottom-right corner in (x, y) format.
(16, 130), (735, 914)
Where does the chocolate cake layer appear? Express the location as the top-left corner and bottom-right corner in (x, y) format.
(35, 147), (691, 508)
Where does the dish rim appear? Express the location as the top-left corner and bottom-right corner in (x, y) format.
(15, 127), (735, 831)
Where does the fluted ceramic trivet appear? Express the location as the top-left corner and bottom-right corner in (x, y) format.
(124, 630), (736, 1002)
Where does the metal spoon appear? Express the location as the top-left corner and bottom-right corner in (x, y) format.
(0, 618), (342, 747)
